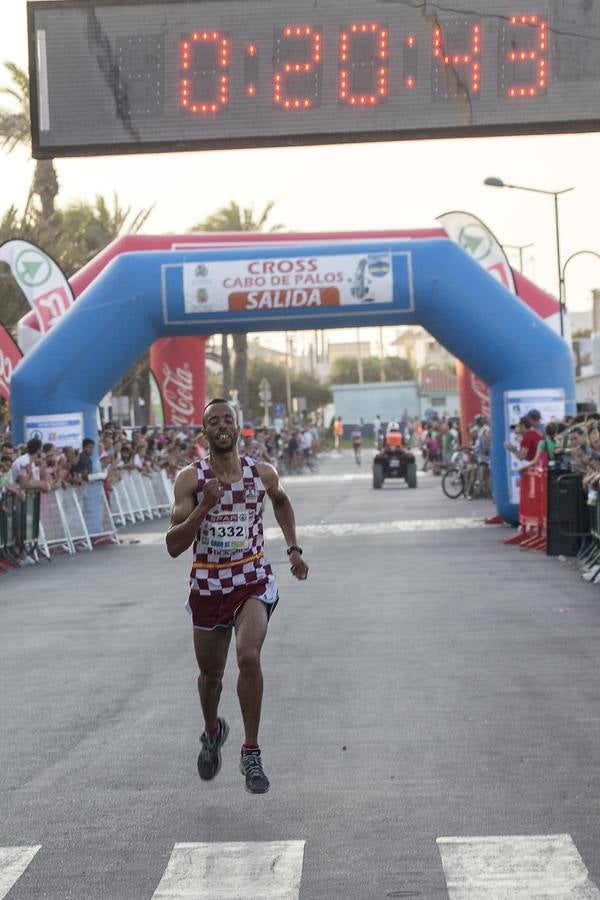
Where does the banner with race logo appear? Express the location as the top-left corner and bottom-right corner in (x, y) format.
(150, 337), (205, 427)
(505, 388), (566, 504)
(0, 239), (75, 352)
(438, 211), (516, 294)
(24, 412), (83, 447)
(182, 252), (394, 314)
(0, 321), (23, 404)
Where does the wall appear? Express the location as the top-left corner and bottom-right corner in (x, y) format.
(576, 374), (600, 411)
(331, 381), (420, 430)
(419, 391), (459, 419)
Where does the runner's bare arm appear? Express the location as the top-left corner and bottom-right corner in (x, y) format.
(258, 463), (309, 580)
(166, 467), (223, 558)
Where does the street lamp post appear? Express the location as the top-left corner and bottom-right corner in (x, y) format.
(503, 242), (535, 273)
(561, 250), (600, 332)
(484, 177), (574, 337)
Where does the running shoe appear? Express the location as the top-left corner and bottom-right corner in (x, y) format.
(197, 717), (229, 781)
(239, 749), (270, 794)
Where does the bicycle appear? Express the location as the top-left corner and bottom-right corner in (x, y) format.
(441, 449), (472, 499)
(465, 458), (491, 500)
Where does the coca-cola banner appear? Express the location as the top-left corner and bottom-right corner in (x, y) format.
(0, 240), (75, 352)
(0, 322), (23, 404)
(150, 337), (205, 427)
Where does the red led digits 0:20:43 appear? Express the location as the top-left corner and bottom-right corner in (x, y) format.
(128, 14), (549, 118)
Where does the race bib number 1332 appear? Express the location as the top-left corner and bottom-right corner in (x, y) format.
(200, 512), (249, 552)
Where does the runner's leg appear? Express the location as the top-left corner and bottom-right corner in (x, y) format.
(193, 627), (232, 733)
(234, 598), (269, 746)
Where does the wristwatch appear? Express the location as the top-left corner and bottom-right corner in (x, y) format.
(286, 545), (303, 556)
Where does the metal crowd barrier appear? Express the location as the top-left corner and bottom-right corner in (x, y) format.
(0, 469), (175, 572)
(0, 490), (42, 569)
(502, 464), (594, 567)
(504, 464), (548, 552)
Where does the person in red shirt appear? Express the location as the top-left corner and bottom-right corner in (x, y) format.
(508, 409), (543, 462)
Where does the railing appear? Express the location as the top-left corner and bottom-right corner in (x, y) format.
(0, 490), (43, 570)
(0, 469), (175, 573)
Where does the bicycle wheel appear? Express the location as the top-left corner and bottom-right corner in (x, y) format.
(441, 466), (465, 499)
(478, 463), (492, 498)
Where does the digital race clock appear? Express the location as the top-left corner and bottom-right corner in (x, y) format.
(27, 0), (600, 158)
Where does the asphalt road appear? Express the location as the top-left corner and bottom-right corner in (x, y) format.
(2, 451), (600, 899)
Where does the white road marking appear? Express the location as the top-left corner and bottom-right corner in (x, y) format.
(0, 846), (41, 900)
(264, 517), (485, 540)
(437, 834), (600, 899)
(282, 471), (427, 485)
(151, 841), (305, 899)
(123, 512), (484, 546)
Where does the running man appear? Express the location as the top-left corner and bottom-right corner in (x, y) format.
(166, 399), (309, 794)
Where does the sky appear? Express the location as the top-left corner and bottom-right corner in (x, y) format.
(2, 0), (600, 356)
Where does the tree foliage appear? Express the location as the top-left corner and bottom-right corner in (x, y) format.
(191, 200), (283, 235)
(329, 355), (416, 384)
(0, 62), (153, 332)
(0, 63), (59, 220)
(245, 359), (332, 423)
(0, 194), (153, 330)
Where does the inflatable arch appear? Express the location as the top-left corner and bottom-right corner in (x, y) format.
(10, 237), (575, 524)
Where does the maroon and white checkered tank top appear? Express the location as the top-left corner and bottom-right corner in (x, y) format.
(189, 456), (274, 597)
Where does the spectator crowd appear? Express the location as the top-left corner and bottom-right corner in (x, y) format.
(0, 419), (327, 504)
(2, 408), (600, 504)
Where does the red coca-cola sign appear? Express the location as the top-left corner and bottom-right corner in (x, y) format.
(150, 337), (205, 426)
(0, 323), (23, 403)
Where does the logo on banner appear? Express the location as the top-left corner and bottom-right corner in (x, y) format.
(1, 240), (76, 351)
(367, 253), (391, 277)
(0, 348), (15, 398)
(458, 224), (492, 262)
(33, 286), (72, 332)
(161, 362), (196, 424)
(15, 248), (52, 288)
(471, 373), (491, 418)
(0, 324), (23, 402)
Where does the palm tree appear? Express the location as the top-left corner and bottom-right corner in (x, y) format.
(0, 63), (59, 221)
(191, 201), (283, 414)
(0, 61), (154, 416)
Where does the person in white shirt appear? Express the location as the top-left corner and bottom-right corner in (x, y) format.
(11, 438), (50, 492)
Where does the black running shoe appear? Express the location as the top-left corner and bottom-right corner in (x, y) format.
(239, 749), (270, 794)
(197, 717), (229, 781)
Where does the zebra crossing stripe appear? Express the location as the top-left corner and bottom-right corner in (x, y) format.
(151, 840), (305, 899)
(0, 846), (41, 900)
(437, 834), (600, 898)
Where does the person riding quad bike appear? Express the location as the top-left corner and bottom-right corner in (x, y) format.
(372, 422), (417, 489)
(385, 422), (404, 450)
